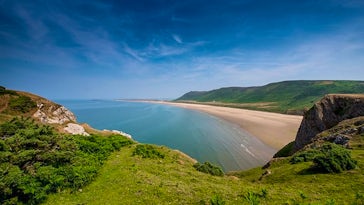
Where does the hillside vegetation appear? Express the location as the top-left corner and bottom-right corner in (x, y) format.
(45, 116), (364, 204)
(176, 80), (364, 114)
(0, 118), (133, 204)
(0, 86), (37, 123)
(1, 87), (364, 204)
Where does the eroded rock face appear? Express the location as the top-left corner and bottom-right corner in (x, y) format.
(293, 94), (364, 152)
(64, 123), (89, 136)
(33, 103), (76, 125)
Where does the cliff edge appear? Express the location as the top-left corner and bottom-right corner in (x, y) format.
(0, 87), (131, 138)
(293, 94), (364, 152)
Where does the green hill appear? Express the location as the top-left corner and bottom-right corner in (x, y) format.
(176, 80), (364, 114)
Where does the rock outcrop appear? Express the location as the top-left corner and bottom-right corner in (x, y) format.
(64, 123), (90, 136)
(33, 103), (76, 124)
(293, 94), (364, 152)
(1, 89), (136, 139)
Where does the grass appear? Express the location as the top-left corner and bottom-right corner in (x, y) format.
(44, 143), (364, 204)
(45, 145), (250, 204)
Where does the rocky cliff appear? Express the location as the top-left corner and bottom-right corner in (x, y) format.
(32, 101), (76, 125)
(0, 88), (131, 137)
(293, 94), (364, 152)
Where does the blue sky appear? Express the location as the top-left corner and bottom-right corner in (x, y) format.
(1, 0), (364, 99)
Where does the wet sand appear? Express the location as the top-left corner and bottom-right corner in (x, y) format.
(146, 101), (303, 150)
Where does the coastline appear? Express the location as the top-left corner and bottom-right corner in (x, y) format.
(140, 100), (303, 150)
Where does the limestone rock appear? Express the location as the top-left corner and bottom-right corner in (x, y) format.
(293, 94), (364, 152)
(33, 103), (76, 125)
(103, 129), (132, 139)
(64, 123), (89, 136)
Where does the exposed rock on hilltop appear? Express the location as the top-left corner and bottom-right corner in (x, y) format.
(64, 123), (90, 136)
(311, 116), (364, 149)
(33, 102), (76, 124)
(31, 100), (88, 135)
(0, 87), (132, 138)
(293, 94), (364, 152)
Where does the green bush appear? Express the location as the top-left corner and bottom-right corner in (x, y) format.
(9, 96), (36, 113)
(0, 117), (133, 204)
(290, 149), (321, 164)
(290, 143), (357, 173)
(132, 144), (165, 159)
(312, 143), (357, 173)
(193, 162), (224, 176)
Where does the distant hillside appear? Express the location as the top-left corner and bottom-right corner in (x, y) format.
(176, 80), (364, 114)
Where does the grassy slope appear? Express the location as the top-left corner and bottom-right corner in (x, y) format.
(0, 88), (58, 124)
(176, 80), (364, 114)
(45, 143), (364, 204)
(2, 87), (363, 204)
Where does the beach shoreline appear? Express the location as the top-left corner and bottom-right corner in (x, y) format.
(138, 100), (303, 150)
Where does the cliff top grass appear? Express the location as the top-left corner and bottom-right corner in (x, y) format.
(44, 143), (364, 204)
(3, 116), (362, 204)
(43, 115), (364, 204)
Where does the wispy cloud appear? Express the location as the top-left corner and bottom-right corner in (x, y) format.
(172, 34), (182, 44)
(13, 3), (48, 42)
(123, 44), (145, 62)
(120, 38), (206, 62)
(1, 0), (364, 99)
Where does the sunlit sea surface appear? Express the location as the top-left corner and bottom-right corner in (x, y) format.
(56, 100), (275, 171)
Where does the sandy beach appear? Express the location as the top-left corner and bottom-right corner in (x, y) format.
(147, 101), (303, 150)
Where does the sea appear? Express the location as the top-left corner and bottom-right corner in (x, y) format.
(56, 100), (276, 172)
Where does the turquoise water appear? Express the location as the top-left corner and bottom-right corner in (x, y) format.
(57, 100), (275, 171)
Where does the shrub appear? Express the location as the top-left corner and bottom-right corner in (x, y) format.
(193, 162), (224, 176)
(290, 149), (321, 164)
(312, 143), (357, 173)
(0, 117), (37, 138)
(0, 118), (133, 204)
(9, 96), (36, 113)
(290, 142), (357, 173)
(132, 144), (165, 159)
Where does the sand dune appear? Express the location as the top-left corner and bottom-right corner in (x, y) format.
(150, 101), (303, 150)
